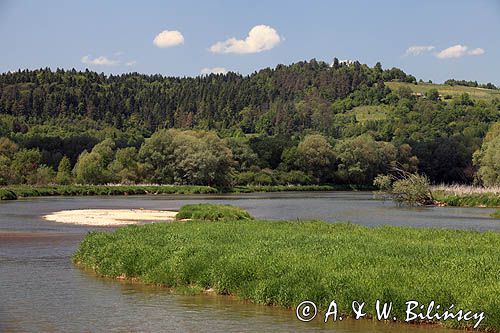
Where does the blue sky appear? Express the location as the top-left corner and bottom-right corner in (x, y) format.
(1, 0), (499, 84)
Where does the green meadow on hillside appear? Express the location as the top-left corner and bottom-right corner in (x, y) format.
(350, 105), (391, 122)
(386, 81), (500, 102)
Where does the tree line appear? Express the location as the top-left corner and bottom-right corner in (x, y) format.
(0, 60), (499, 186)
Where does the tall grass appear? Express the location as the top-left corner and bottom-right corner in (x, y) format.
(432, 184), (500, 195)
(176, 204), (254, 221)
(0, 184), (345, 200)
(229, 184), (374, 193)
(0, 185), (218, 200)
(74, 215), (500, 331)
(432, 185), (500, 208)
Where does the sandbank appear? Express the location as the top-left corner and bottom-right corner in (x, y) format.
(43, 209), (177, 226)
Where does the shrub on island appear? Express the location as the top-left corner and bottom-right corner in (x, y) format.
(176, 204), (254, 221)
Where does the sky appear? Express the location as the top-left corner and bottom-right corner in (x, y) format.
(1, 0), (500, 84)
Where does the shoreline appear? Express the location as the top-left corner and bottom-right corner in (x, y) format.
(72, 263), (458, 331)
(2, 185), (498, 208)
(43, 209), (178, 226)
(0, 184), (355, 201)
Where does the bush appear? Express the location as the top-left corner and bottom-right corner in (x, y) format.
(0, 189), (17, 200)
(277, 170), (312, 185)
(176, 204), (254, 221)
(373, 174), (392, 192)
(27, 165), (56, 185)
(391, 174), (433, 205)
(235, 170), (313, 186)
(374, 173), (432, 205)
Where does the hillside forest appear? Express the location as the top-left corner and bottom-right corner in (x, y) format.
(0, 59), (499, 187)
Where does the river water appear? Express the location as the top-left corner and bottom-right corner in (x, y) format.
(1, 192), (497, 332)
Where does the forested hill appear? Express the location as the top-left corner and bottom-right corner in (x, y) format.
(0, 60), (414, 133)
(0, 59), (499, 186)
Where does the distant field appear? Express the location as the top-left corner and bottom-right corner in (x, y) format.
(386, 81), (500, 102)
(350, 105), (391, 122)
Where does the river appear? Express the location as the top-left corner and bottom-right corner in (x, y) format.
(1, 192), (496, 332)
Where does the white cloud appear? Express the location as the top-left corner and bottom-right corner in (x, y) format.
(405, 45), (435, 56)
(153, 30), (184, 48)
(210, 25), (281, 54)
(468, 48), (485, 56)
(200, 67), (228, 75)
(81, 54), (136, 67)
(436, 44), (485, 59)
(436, 44), (468, 59)
(81, 55), (118, 66)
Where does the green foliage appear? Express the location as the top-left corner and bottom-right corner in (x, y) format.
(295, 134), (335, 182)
(373, 174), (392, 192)
(0, 137), (18, 158)
(27, 165), (55, 185)
(445, 79), (498, 90)
(231, 184), (338, 193)
(74, 220), (500, 331)
(235, 169), (313, 186)
(56, 156), (72, 185)
(224, 137), (259, 172)
(0, 185), (218, 200)
(0, 64), (498, 186)
(73, 151), (111, 185)
(386, 81), (500, 102)
(374, 173), (433, 205)
(334, 135), (397, 185)
(425, 88), (440, 101)
(176, 204), (254, 221)
(139, 129), (234, 186)
(10, 148), (42, 184)
(0, 189), (17, 200)
(473, 122), (500, 186)
(108, 147), (142, 184)
(432, 191), (500, 208)
(351, 105), (390, 122)
(491, 210), (500, 218)
(391, 174), (433, 205)
(0, 184), (340, 200)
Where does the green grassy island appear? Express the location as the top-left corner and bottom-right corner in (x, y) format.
(74, 205), (500, 331)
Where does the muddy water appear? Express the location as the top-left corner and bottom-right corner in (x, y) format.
(2, 192), (494, 332)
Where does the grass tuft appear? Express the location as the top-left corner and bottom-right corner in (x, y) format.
(176, 204), (254, 221)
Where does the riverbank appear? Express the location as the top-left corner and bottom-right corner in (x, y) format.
(432, 185), (500, 208)
(0, 184), (350, 201)
(74, 210), (500, 331)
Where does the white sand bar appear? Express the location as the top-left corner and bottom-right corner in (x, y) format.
(43, 209), (177, 226)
